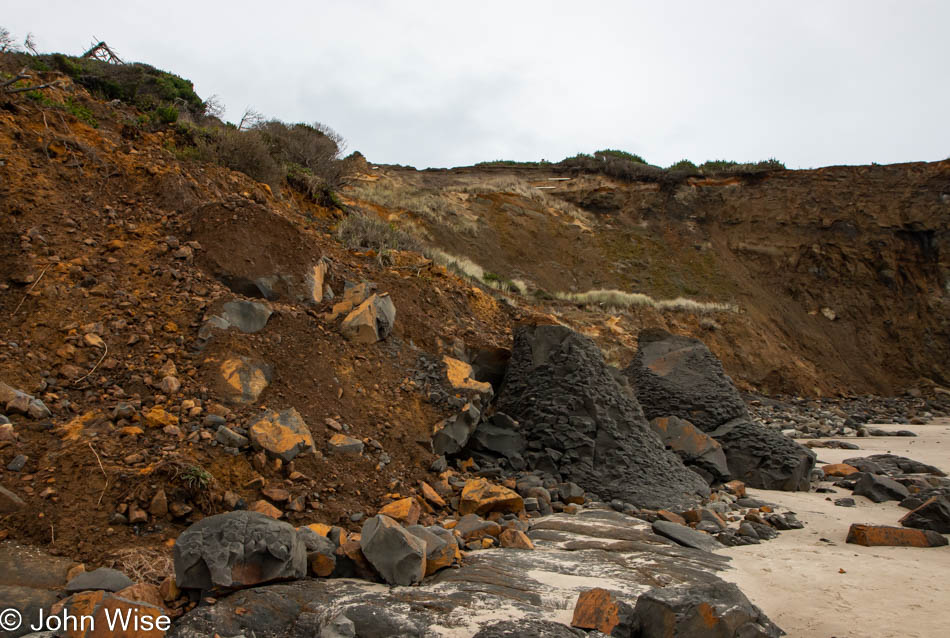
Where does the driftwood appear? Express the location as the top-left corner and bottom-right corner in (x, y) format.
(1, 67), (62, 94)
(82, 40), (123, 64)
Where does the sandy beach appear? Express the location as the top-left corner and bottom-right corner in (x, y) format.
(721, 419), (950, 638)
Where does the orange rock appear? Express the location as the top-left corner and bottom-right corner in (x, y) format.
(458, 457), (477, 472)
(115, 582), (165, 609)
(144, 407), (178, 428)
(442, 356), (493, 394)
(379, 497), (421, 525)
(656, 510), (686, 526)
(822, 463), (859, 477)
(248, 500), (282, 519)
(442, 519), (458, 530)
(723, 480), (746, 498)
(420, 481), (446, 508)
(67, 563), (86, 582)
(499, 528), (535, 550)
(53, 589), (169, 638)
(571, 588), (622, 634)
(424, 539), (459, 576)
(846, 523), (948, 547)
(158, 576), (180, 603)
(459, 478), (524, 516)
(309, 553), (335, 578)
(481, 537), (495, 549)
(304, 523), (333, 537)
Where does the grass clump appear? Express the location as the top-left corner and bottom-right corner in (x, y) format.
(556, 288), (738, 314)
(338, 212), (424, 255)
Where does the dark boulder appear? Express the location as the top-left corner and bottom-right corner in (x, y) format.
(495, 324), (709, 510)
(853, 473), (911, 503)
(625, 330), (814, 491)
(64, 568), (133, 593)
(173, 510), (306, 591)
(652, 520), (725, 553)
(710, 419), (816, 491)
(359, 515), (426, 586)
(900, 496), (950, 533)
(624, 329), (749, 432)
(633, 581), (785, 637)
(843, 454), (946, 477)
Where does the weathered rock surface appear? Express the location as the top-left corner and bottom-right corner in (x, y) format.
(626, 330), (815, 491)
(248, 408), (315, 462)
(853, 472), (911, 503)
(169, 509), (751, 638)
(633, 582), (784, 637)
(359, 515), (426, 586)
(459, 478), (524, 515)
(649, 415), (730, 482)
(900, 496), (950, 533)
(625, 329), (750, 432)
(341, 293), (396, 343)
(431, 403), (480, 456)
(710, 418), (816, 491)
(65, 567), (133, 593)
(843, 454), (946, 477)
(846, 523), (948, 547)
(652, 520), (725, 553)
(173, 510), (307, 590)
(217, 356), (272, 404)
(220, 300), (273, 333)
(0, 485), (26, 513)
(495, 324), (709, 510)
(0, 545), (75, 638)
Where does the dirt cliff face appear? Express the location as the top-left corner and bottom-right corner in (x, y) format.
(357, 161), (950, 395)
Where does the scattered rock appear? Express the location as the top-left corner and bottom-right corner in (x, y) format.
(431, 402), (481, 456)
(216, 425), (249, 448)
(378, 497), (422, 526)
(341, 293), (396, 343)
(328, 433), (364, 455)
(843, 454), (946, 477)
(846, 523), (948, 548)
(359, 515), (426, 586)
(821, 463), (859, 477)
(834, 497), (856, 507)
(65, 567), (133, 593)
(459, 478), (524, 516)
(173, 511), (307, 590)
(570, 587), (634, 635)
(219, 300), (273, 333)
(218, 356), (272, 404)
(499, 528), (535, 550)
(296, 527), (337, 578)
(248, 407), (316, 462)
(652, 520), (725, 553)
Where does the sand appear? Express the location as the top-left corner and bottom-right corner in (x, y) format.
(720, 419), (950, 638)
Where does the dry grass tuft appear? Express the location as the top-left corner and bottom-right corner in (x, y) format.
(556, 289), (738, 314)
(111, 547), (174, 585)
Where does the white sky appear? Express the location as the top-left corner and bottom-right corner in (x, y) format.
(5, 1), (949, 169)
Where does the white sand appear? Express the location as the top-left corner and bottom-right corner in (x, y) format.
(719, 419), (950, 638)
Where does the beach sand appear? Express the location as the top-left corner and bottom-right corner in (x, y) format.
(720, 419), (950, 638)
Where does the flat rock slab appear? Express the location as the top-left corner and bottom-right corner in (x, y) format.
(843, 454), (946, 477)
(169, 509), (743, 638)
(65, 567), (133, 593)
(652, 519), (725, 553)
(846, 523), (948, 548)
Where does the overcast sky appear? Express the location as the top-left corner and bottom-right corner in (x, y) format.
(6, 2), (949, 169)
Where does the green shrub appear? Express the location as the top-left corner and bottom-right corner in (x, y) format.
(667, 159), (699, 173)
(154, 105), (178, 124)
(63, 97), (98, 127)
(594, 149), (646, 164)
(200, 128), (283, 187)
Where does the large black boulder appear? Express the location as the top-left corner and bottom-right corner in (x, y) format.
(626, 330), (815, 491)
(710, 419), (816, 491)
(900, 496), (950, 533)
(633, 581), (784, 637)
(495, 324), (708, 510)
(173, 510), (307, 591)
(624, 329), (749, 432)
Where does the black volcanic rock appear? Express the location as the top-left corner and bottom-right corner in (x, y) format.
(624, 329), (749, 432)
(495, 324), (708, 510)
